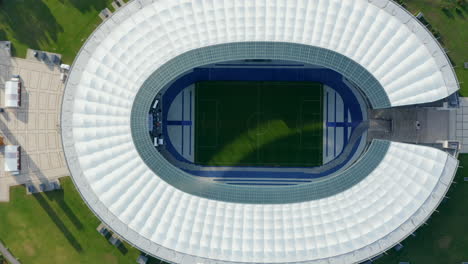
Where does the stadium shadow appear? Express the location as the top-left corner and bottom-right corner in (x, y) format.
(32, 192), (83, 252)
(117, 243), (128, 255)
(104, 238), (128, 255)
(235, 127), (323, 167)
(146, 256), (170, 264)
(205, 119), (322, 167)
(28, 156), (83, 252)
(45, 189), (84, 230)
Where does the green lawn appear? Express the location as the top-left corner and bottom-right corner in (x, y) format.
(0, 0), (119, 64)
(374, 154), (468, 264)
(403, 0), (468, 95)
(0, 177), (166, 264)
(195, 81), (323, 167)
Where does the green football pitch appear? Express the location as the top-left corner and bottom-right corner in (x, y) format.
(194, 81), (323, 167)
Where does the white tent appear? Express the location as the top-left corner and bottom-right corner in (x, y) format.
(5, 80), (21, 108)
(4, 145), (20, 173)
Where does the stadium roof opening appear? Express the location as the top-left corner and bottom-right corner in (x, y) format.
(61, 0), (460, 263)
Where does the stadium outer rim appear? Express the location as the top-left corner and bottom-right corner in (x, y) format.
(59, 0), (460, 263)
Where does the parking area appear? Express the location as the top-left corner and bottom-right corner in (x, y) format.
(0, 53), (68, 201)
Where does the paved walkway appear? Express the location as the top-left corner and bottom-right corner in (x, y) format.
(456, 98), (468, 153)
(369, 107), (457, 144)
(0, 54), (69, 201)
(0, 240), (21, 264)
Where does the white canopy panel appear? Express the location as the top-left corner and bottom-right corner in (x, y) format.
(64, 128), (457, 263)
(67, 0), (458, 109)
(4, 145), (20, 172)
(5, 80), (20, 108)
(61, 0), (460, 263)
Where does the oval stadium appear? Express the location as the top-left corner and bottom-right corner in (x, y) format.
(61, 0), (461, 263)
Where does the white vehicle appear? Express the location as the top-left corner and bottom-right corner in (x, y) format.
(153, 137), (164, 146)
(4, 145), (21, 175)
(152, 99), (159, 109)
(60, 64), (71, 71)
(5, 75), (21, 108)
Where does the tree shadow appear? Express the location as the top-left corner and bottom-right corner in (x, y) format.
(461, 1), (468, 12)
(0, 0), (63, 51)
(455, 7), (466, 18)
(0, 28), (6, 40)
(66, 0), (110, 13)
(442, 7), (455, 18)
(0, 28), (15, 55)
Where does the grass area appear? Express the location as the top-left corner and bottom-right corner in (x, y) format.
(195, 81), (323, 167)
(374, 154), (468, 264)
(403, 0), (468, 95)
(0, 0), (118, 64)
(0, 177), (167, 264)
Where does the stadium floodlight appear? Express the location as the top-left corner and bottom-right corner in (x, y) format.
(61, 0), (460, 263)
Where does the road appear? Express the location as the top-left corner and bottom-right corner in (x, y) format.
(0, 240), (21, 264)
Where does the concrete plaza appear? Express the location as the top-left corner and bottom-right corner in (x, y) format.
(0, 53), (68, 201)
(456, 98), (468, 153)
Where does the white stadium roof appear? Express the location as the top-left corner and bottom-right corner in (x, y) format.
(61, 0), (460, 263)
